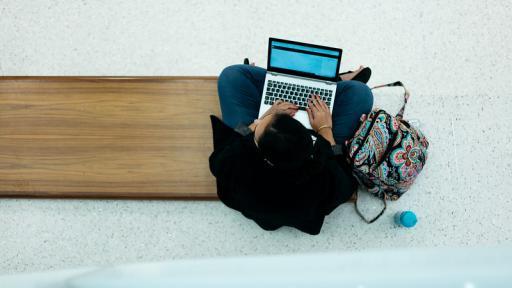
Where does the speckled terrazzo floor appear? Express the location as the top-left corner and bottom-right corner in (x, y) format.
(1, 0), (511, 275)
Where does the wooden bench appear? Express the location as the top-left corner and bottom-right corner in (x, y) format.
(0, 77), (220, 199)
(0, 76), (356, 202)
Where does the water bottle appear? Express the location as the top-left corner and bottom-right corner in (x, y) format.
(394, 211), (417, 228)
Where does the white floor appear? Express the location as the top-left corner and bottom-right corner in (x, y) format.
(1, 0), (512, 275)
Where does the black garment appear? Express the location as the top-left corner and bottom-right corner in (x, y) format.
(208, 115), (357, 235)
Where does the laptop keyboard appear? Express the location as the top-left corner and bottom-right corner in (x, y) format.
(264, 80), (333, 111)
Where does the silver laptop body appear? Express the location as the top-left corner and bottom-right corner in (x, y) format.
(258, 38), (343, 130)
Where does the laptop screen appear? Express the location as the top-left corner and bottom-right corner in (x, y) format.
(268, 38), (342, 81)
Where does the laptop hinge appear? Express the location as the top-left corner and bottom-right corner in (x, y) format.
(268, 72), (336, 85)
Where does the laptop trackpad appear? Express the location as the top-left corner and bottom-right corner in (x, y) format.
(294, 110), (312, 130)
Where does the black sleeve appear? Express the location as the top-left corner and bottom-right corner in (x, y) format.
(314, 137), (357, 216)
(209, 139), (241, 180)
(331, 144), (344, 156)
(210, 115), (237, 150)
(322, 158), (357, 215)
(234, 123), (253, 136)
(208, 116), (242, 210)
(208, 139), (242, 210)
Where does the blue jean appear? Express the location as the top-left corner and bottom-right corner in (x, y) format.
(217, 64), (374, 144)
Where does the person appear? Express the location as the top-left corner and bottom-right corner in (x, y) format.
(209, 62), (374, 235)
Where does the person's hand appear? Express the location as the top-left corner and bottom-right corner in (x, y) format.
(306, 94), (333, 132)
(261, 99), (298, 119)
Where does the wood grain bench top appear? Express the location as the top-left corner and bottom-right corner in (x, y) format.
(0, 77), (356, 202)
(0, 77), (220, 199)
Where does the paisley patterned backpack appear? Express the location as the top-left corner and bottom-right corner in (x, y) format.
(346, 81), (429, 223)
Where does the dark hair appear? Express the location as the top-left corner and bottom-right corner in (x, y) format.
(257, 113), (315, 172)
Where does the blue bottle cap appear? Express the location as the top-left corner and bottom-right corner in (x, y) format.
(400, 211), (417, 228)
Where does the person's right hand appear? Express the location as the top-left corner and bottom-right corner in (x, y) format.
(261, 99), (298, 119)
(306, 94), (333, 132)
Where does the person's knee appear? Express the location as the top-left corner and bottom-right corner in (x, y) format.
(218, 64), (246, 87)
(338, 80), (373, 112)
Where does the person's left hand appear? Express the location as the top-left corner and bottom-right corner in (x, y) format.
(306, 94), (332, 132)
(261, 99), (298, 119)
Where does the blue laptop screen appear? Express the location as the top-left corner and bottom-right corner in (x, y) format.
(269, 40), (340, 80)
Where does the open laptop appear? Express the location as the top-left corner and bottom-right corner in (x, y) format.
(258, 38), (343, 130)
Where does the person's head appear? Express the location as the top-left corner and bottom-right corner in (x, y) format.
(253, 113), (314, 170)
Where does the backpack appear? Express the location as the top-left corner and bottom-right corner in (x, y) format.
(346, 81), (429, 223)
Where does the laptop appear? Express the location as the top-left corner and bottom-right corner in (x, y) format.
(258, 38), (343, 130)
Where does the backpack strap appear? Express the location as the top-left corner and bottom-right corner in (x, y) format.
(354, 190), (387, 224)
(371, 81), (410, 119)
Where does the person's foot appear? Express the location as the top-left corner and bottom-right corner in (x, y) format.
(340, 65), (365, 81)
(243, 58), (256, 66)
